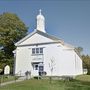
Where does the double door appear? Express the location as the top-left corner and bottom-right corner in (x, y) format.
(33, 63), (44, 76)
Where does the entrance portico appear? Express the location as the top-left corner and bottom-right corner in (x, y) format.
(32, 62), (44, 76)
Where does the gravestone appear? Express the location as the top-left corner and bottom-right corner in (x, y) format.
(4, 65), (10, 75)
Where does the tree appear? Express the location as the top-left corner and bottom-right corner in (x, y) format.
(75, 47), (83, 55)
(82, 55), (90, 74)
(49, 57), (55, 83)
(0, 12), (27, 71)
(75, 47), (90, 74)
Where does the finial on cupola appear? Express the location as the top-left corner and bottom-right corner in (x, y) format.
(39, 9), (42, 15)
(36, 9), (46, 33)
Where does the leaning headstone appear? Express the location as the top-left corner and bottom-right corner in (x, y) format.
(4, 65), (10, 75)
(25, 71), (31, 79)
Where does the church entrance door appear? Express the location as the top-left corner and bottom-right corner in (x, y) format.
(32, 62), (44, 76)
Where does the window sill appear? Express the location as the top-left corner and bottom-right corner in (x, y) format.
(31, 54), (43, 56)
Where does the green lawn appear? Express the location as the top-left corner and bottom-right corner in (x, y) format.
(76, 75), (90, 82)
(0, 75), (90, 90)
(0, 75), (18, 83)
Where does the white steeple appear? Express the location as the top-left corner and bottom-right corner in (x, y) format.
(36, 9), (46, 33)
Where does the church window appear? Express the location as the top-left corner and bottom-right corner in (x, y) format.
(32, 48), (43, 54)
(32, 48), (35, 54)
(40, 48), (43, 54)
(36, 48), (39, 54)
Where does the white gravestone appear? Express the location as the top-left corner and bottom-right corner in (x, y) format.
(4, 65), (10, 75)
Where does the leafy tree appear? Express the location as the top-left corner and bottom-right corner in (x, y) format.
(0, 12), (27, 72)
(75, 47), (90, 74)
(82, 55), (90, 74)
(75, 47), (83, 55)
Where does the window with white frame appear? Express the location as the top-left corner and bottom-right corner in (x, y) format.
(40, 48), (43, 54)
(32, 48), (35, 54)
(32, 48), (43, 54)
(36, 48), (39, 54)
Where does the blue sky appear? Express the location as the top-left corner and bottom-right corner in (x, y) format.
(0, 0), (90, 55)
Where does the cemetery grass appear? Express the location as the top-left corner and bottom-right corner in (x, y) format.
(0, 75), (17, 83)
(0, 75), (90, 90)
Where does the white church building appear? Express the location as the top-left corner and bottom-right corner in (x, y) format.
(14, 10), (83, 77)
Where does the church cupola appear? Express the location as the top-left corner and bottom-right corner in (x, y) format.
(36, 9), (46, 33)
